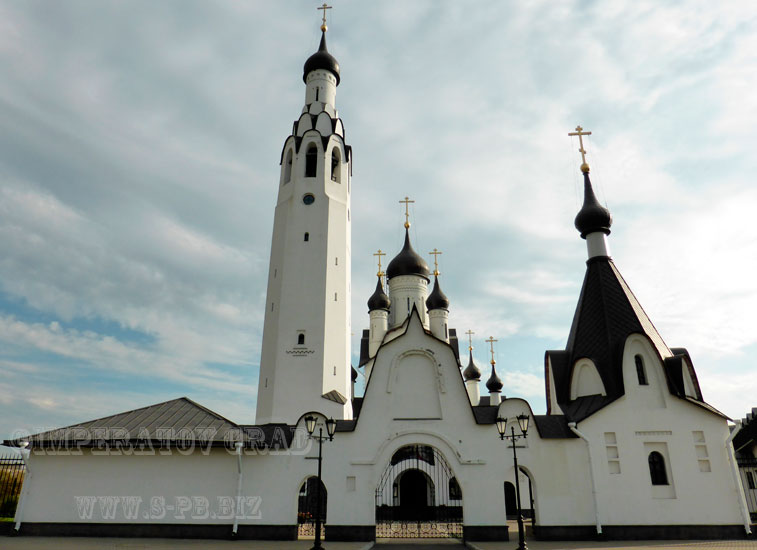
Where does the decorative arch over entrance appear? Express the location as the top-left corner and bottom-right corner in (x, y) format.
(375, 444), (462, 538)
(297, 476), (326, 539)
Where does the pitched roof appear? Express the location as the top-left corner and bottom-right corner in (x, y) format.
(2, 397), (295, 450)
(546, 257), (722, 422)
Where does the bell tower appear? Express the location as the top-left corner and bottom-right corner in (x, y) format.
(255, 15), (352, 424)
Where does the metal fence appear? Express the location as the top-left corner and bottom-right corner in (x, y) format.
(737, 457), (757, 521)
(0, 454), (25, 519)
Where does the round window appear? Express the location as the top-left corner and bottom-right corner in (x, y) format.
(303, 194), (315, 205)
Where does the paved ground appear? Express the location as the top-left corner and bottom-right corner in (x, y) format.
(3, 538), (757, 550)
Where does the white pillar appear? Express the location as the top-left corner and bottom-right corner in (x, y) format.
(586, 231), (610, 259)
(369, 310), (388, 356)
(388, 275), (429, 328)
(466, 379), (481, 406)
(428, 309), (449, 342)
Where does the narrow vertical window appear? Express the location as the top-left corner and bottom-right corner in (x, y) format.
(747, 472), (755, 490)
(635, 355), (648, 385)
(315, 87), (320, 101)
(331, 149), (340, 182)
(407, 297), (410, 313)
(648, 451), (668, 485)
(274, 268), (277, 278)
(445, 324), (448, 338)
(333, 366), (336, 375)
(297, 333), (305, 346)
(305, 144), (318, 177)
(271, 302), (274, 312)
(334, 292), (337, 301)
(304, 232), (309, 242)
(284, 149), (293, 183)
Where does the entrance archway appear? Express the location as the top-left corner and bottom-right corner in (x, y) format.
(375, 444), (462, 538)
(297, 476), (326, 539)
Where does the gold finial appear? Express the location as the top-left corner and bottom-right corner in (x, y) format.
(399, 196), (415, 229)
(465, 329), (475, 351)
(317, 3), (332, 32)
(568, 125), (592, 173)
(429, 248), (442, 277)
(373, 249), (386, 278)
(485, 336), (498, 366)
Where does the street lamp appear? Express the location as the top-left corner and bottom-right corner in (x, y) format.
(496, 413), (530, 550)
(304, 414), (336, 550)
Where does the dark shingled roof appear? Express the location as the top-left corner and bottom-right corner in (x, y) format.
(532, 415), (578, 439)
(546, 256), (725, 422)
(733, 407), (757, 456)
(2, 397), (299, 450)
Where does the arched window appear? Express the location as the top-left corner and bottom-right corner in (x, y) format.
(304, 232), (309, 242)
(648, 451), (668, 485)
(635, 355), (648, 385)
(297, 333), (305, 346)
(305, 144), (318, 177)
(331, 149), (340, 182)
(449, 477), (462, 500)
(284, 149), (293, 183)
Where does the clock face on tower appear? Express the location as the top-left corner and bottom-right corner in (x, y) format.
(303, 194), (315, 205)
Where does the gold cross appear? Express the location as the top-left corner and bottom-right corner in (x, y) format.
(399, 196), (415, 229)
(568, 125), (592, 173)
(485, 336), (498, 366)
(428, 248), (442, 276)
(465, 329), (475, 351)
(373, 249), (386, 278)
(317, 3), (332, 32)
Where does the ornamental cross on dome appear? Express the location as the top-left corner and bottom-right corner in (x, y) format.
(568, 125), (592, 173)
(485, 336), (498, 366)
(373, 249), (386, 278)
(399, 196), (415, 229)
(317, 3), (332, 32)
(429, 248), (442, 277)
(465, 329), (475, 351)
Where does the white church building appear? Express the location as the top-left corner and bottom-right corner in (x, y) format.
(5, 19), (755, 543)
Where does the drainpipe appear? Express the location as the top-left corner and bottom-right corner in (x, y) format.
(568, 422), (602, 535)
(725, 422), (752, 535)
(14, 442), (31, 534)
(232, 442), (244, 538)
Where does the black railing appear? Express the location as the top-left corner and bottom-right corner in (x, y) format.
(737, 457), (757, 521)
(0, 455), (25, 519)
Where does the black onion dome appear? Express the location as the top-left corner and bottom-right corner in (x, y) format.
(486, 364), (503, 392)
(462, 350), (482, 381)
(367, 276), (390, 311)
(426, 276), (450, 311)
(303, 32), (341, 86)
(386, 229), (430, 281)
(574, 171), (612, 238)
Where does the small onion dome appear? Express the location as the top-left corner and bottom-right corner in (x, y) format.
(386, 229), (430, 281)
(486, 364), (503, 392)
(367, 276), (390, 311)
(574, 171), (612, 238)
(462, 350), (482, 381)
(303, 32), (341, 86)
(426, 276), (450, 311)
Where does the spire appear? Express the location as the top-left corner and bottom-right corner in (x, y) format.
(568, 125), (612, 240)
(303, 7), (340, 86)
(426, 275), (450, 311)
(463, 350), (482, 381)
(367, 276), (391, 312)
(574, 171), (612, 239)
(486, 363), (503, 392)
(386, 229), (430, 280)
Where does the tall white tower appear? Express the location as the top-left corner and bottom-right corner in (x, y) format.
(255, 25), (352, 425)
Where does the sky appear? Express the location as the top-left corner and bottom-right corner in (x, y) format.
(1, 1), (756, 445)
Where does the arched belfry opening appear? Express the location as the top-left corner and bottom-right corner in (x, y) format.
(297, 476), (327, 539)
(375, 444), (462, 538)
(305, 144), (318, 177)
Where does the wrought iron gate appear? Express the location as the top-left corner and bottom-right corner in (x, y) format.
(375, 444), (462, 538)
(0, 455), (25, 519)
(297, 476), (326, 538)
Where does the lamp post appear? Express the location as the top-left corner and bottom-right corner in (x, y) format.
(304, 415), (336, 550)
(496, 413), (530, 550)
